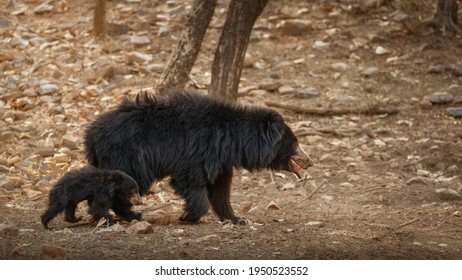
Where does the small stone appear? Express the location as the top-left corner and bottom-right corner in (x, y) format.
(0, 19), (12, 28)
(11, 246), (26, 256)
(446, 107), (462, 118)
(452, 64), (462, 77)
(361, 67), (379, 77)
(41, 245), (67, 260)
(427, 64), (446, 74)
(34, 3), (54, 14)
(425, 92), (454, 104)
(38, 84), (59, 95)
(453, 210), (460, 217)
(278, 85), (295, 94)
(6, 176), (24, 188)
(435, 188), (462, 201)
(24, 189), (44, 201)
(0, 131), (14, 141)
(7, 156), (21, 166)
(330, 62), (349, 72)
(157, 26), (170, 37)
(53, 153), (71, 164)
(0, 222), (19, 236)
(195, 234), (221, 246)
(62, 135), (79, 150)
(280, 20), (312, 36)
(281, 183), (296, 190)
(313, 40), (329, 50)
(35, 147), (55, 157)
(126, 52), (153, 64)
(375, 46), (390, 55)
(130, 35), (151, 46)
(258, 80), (282, 91)
(419, 99), (432, 110)
(305, 221), (324, 227)
(126, 221), (154, 234)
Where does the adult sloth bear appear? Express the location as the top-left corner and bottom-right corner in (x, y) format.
(84, 90), (313, 224)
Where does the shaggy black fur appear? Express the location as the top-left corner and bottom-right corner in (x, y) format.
(41, 166), (141, 229)
(84, 90), (312, 223)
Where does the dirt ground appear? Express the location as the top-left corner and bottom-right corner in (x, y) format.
(1, 0), (462, 260)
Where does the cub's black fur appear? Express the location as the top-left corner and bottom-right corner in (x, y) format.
(84, 90), (312, 223)
(41, 166), (141, 229)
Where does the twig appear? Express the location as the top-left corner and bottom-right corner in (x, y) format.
(395, 218), (420, 229)
(265, 101), (399, 116)
(149, 202), (174, 212)
(305, 183), (325, 200)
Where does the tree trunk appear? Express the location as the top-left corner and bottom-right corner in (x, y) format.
(93, 0), (107, 38)
(209, 0), (268, 102)
(431, 0), (460, 33)
(156, 0), (217, 94)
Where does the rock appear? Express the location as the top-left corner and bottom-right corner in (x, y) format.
(280, 20), (312, 36)
(375, 46), (390, 55)
(130, 35), (151, 46)
(419, 99), (433, 110)
(435, 188), (462, 201)
(6, 176), (24, 189)
(452, 64), (462, 77)
(35, 146), (55, 157)
(281, 183), (296, 190)
(446, 107), (462, 118)
(34, 3), (54, 14)
(424, 92), (454, 104)
(24, 189), (44, 201)
(427, 64), (446, 74)
(157, 26), (170, 37)
(38, 83), (59, 95)
(361, 67), (379, 77)
(330, 62), (349, 72)
(62, 135), (79, 150)
(313, 40), (329, 50)
(7, 156), (21, 166)
(10, 37), (29, 48)
(195, 234), (221, 246)
(126, 52), (153, 64)
(0, 19), (12, 28)
(53, 153), (71, 164)
(41, 245), (67, 260)
(11, 246), (26, 256)
(278, 85), (295, 94)
(305, 221), (324, 227)
(126, 221), (154, 234)
(258, 80), (281, 91)
(0, 222), (19, 236)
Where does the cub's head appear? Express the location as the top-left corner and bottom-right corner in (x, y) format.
(114, 171), (141, 202)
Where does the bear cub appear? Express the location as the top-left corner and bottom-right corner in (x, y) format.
(41, 166), (141, 229)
